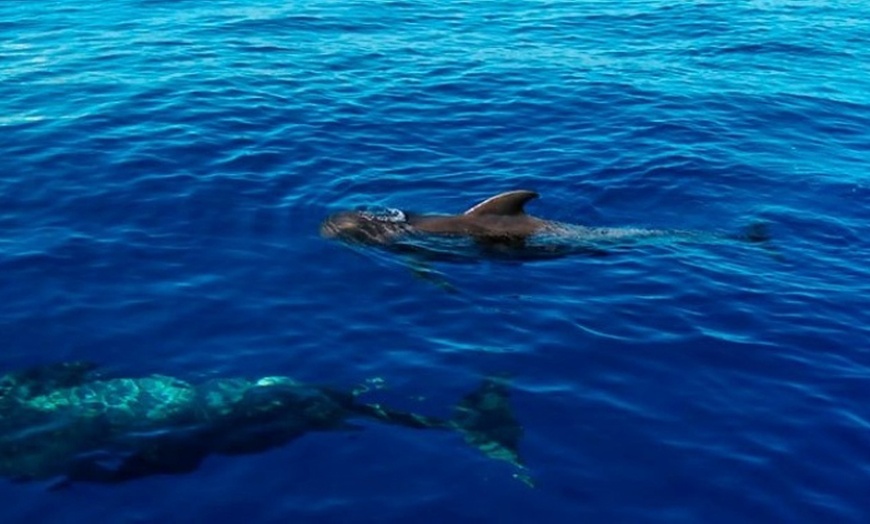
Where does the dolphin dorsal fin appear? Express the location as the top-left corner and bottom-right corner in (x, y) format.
(463, 190), (539, 217)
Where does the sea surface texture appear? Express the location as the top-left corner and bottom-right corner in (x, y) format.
(2, 0), (870, 522)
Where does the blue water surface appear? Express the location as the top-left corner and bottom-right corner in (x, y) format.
(2, 0), (870, 522)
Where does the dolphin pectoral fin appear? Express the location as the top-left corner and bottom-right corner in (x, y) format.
(111, 441), (207, 481)
(406, 258), (458, 293)
(451, 377), (532, 486)
(64, 435), (208, 484)
(463, 190), (539, 217)
(63, 450), (140, 485)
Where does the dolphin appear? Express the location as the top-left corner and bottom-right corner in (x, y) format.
(0, 362), (527, 486)
(320, 190), (769, 260)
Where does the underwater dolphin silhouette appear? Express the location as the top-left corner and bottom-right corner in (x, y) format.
(0, 362), (526, 486)
(320, 190), (768, 260)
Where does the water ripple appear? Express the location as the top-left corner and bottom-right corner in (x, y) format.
(2, 0), (870, 522)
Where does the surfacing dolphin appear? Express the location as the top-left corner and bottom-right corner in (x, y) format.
(0, 362), (527, 487)
(321, 190), (769, 260)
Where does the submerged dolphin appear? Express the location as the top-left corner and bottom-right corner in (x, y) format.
(321, 190), (769, 260)
(0, 362), (526, 486)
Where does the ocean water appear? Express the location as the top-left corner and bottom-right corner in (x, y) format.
(2, 0), (870, 522)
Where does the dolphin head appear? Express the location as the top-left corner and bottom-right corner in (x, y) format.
(320, 208), (411, 245)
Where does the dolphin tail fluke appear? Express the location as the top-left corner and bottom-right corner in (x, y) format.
(741, 222), (771, 243)
(356, 377), (531, 485)
(451, 377), (533, 486)
(733, 221), (787, 261)
(720, 222), (771, 244)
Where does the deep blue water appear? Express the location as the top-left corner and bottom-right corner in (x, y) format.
(2, 0), (870, 521)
